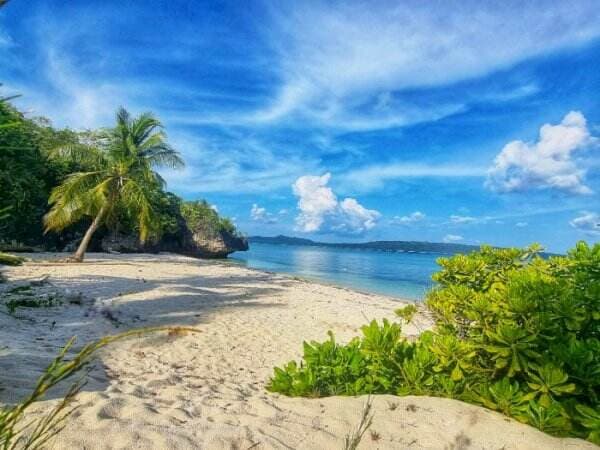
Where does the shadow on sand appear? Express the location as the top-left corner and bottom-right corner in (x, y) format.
(0, 265), (288, 403)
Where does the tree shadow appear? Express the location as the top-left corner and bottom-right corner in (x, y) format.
(0, 265), (288, 403)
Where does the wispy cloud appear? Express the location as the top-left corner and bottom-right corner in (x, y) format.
(569, 211), (600, 235)
(449, 215), (479, 224)
(443, 234), (464, 243)
(341, 163), (485, 192)
(251, 1), (600, 130)
(250, 204), (278, 224)
(160, 131), (322, 195)
(391, 211), (426, 226)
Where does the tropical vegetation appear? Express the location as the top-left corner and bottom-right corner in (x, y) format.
(0, 97), (241, 258)
(43, 108), (184, 261)
(268, 242), (600, 445)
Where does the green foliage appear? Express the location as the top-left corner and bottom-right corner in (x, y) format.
(268, 242), (600, 444)
(0, 253), (24, 266)
(5, 296), (62, 315)
(180, 200), (239, 236)
(0, 102), (58, 244)
(43, 108), (185, 260)
(394, 304), (417, 323)
(0, 98), (242, 252)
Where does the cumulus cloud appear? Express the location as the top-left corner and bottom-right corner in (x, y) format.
(443, 234), (464, 243)
(516, 222), (528, 228)
(486, 111), (596, 195)
(392, 211), (426, 226)
(292, 173), (380, 234)
(569, 212), (600, 235)
(250, 204), (277, 224)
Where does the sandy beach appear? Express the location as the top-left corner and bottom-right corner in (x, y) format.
(0, 253), (595, 450)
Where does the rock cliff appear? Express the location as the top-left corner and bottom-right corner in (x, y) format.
(100, 225), (248, 258)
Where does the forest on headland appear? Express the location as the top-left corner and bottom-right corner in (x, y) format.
(0, 92), (243, 258)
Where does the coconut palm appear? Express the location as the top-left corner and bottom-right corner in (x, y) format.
(44, 108), (184, 262)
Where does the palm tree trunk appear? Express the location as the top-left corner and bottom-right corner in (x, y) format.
(71, 205), (107, 262)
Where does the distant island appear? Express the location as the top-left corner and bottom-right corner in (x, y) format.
(249, 235), (480, 254)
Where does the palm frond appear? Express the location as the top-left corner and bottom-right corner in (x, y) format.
(139, 143), (185, 169)
(130, 112), (162, 146)
(115, 107), (131, 132)
(44, 171), (108, 232)
(120, 179), (158, 243)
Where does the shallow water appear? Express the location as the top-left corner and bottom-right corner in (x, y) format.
(230, 242), (447, 301)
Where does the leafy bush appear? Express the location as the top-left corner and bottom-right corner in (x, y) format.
(180, 200), (239, 236)
(268, 242), (600, 444)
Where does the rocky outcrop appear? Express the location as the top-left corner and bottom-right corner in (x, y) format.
(100, 228), (248, 258)
(100, 234), (149, 253)
(182, 229), (248, 258)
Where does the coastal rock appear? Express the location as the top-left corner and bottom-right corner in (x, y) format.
(101, 234), (149, 253)
(183, 229), (248, 259)
(100, 229), (248, 258)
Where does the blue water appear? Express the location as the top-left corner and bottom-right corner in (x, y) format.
(230, 242), (444, 301)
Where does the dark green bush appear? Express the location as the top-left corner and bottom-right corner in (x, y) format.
(180, 200), (240, 236)
(268, 242), (600, 444)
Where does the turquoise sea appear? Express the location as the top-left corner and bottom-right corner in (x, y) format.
(230, 242), (447, 301)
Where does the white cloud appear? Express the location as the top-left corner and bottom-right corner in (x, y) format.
(341, 163), (485, 192)
(443, 234), (464, 243)
(486, 111), (596, 195)
(516, 222), (528, 228)
(569, 212), (600, 235)
(292, 173), (380, 234)
(254, 2), (600, 130)
(162, 133), (321, 195)
(250, 204), (277, 224)
(392, 211), (426, 226)
(292, 173), (338, 232)
(450, 215), (478, 224)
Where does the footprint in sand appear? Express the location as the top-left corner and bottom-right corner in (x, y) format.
(97, 397), (127, 419)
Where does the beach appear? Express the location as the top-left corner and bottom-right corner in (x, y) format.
(0, 253), (595, 450)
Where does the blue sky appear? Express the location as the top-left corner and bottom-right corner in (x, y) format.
(1, 0), (599, 252)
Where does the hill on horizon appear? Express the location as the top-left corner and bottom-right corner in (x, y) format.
(248, 235), (480, 254)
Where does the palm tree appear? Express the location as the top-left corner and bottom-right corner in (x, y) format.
(44, 108), (184, 262)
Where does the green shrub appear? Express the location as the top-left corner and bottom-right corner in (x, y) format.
(268, 242), (600, 444)
(180, 200), (240, 236)
(0, 253), (24, 266)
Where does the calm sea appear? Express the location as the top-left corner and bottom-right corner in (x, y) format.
(230, 242), (446, 301)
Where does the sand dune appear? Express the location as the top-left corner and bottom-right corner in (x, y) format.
(0, 253), (595, 449)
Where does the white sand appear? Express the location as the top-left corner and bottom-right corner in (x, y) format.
(0, 253), (595, 449)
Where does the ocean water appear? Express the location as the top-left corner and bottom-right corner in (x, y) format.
(230, 242), (446, 301)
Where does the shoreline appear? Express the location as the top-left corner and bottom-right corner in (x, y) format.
(222, 255), (424, 304)
(0, 253), (594, 449)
